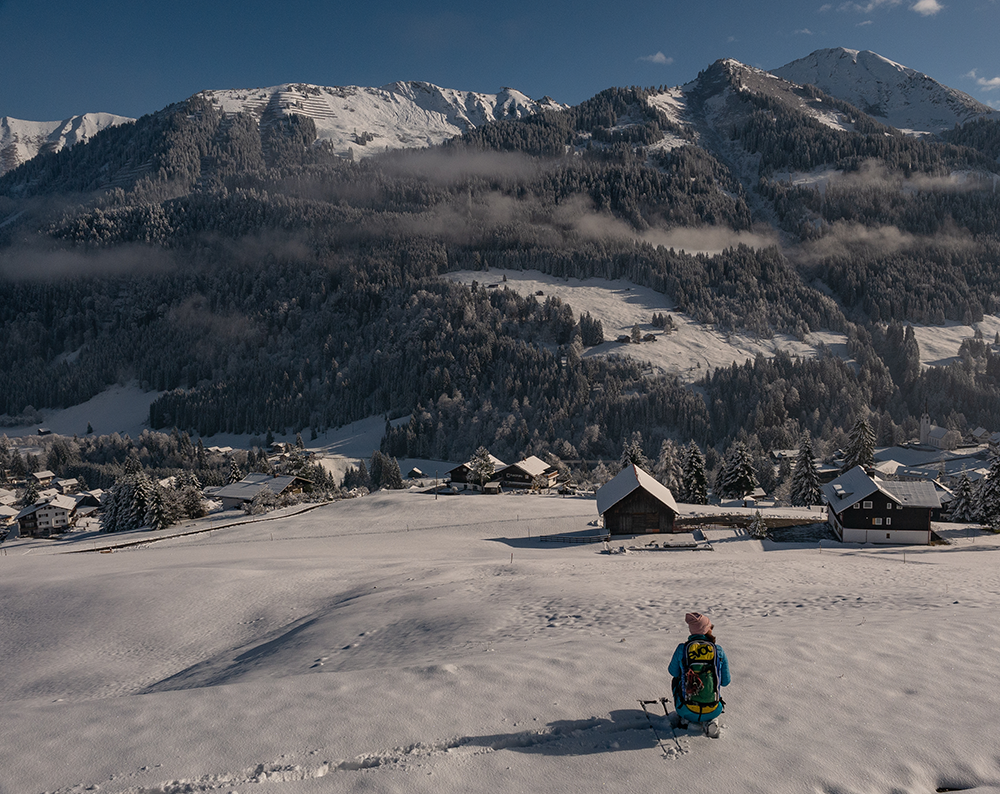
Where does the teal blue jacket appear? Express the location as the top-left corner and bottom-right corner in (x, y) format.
(668, 634), (731, 722)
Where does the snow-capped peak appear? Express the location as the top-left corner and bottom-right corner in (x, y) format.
(197, 81), (567, 159)
(0, 113), (133, 177)
(771, 47), (1000, 135)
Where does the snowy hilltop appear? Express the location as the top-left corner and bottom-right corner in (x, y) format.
(199, 81), (567, 159)
(771, 47), (1000, 136)
(0, 112), (133, 176)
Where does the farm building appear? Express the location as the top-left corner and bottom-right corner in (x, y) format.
(212, 474), (310, 511)
(498, 456), (559, 489)
(822, 466), (940, 545)
(596, 465), (678, 535)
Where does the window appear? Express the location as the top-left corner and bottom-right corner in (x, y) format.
(886, 518), (891, 526)
(873, 518), (883, 525)
(887, 502), (893, 510)
(862, 500), (873, 509)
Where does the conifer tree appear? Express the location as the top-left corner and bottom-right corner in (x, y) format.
(790, 432), (822, 507)
(717, 440), (758, 500)
(842, 418), (876, 472)
(228, 456), (244, 484)
(369, 450), (387, 490)
(382, 456), (404, 490)
(947, 473), (975, 523)
(469, 446), (496, 487)
(654, 439), (682, 493)
(974, 456), (1000, 525)
(619, 431), (649, 471)
(144, 483), (172, 531)
(680, 441), (708, 505)
(748, 510), (768, 538)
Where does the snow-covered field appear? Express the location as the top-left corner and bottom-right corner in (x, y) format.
(448, 269), (853, 381)
(3, 492), (1000, 794)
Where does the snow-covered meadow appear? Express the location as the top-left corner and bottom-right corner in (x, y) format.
(3, 489), (1000, 794)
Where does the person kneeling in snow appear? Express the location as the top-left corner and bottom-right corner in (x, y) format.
(668, 612), (730, 737)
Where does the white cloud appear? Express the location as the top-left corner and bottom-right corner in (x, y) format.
(793, 27), (815, 34)
(857, 18), (874, 24)
(639, 52), (673, 65)
(818, 3), (833, 10)
(911, 0), (944, 14)
(977, 75), (1000, 91)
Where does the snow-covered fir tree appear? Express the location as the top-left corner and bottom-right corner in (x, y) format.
(842, 417), (876, 472)
(592, 460), (611, 486)
(748, 510), (768, 538)
(144, 482), (173, 532)
(790, 432), (822, 507)
(947, 473), (976, 523)
(468, 446), (496, 487)
(619, 431), (650, 471)
(680, 441), (708, 505)
(228, 456), (244, 484)
(716, 440), (758, 500)
(973, 456), (1000, 525)
(654, 439), (682, 493)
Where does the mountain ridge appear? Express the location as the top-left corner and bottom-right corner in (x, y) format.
(0, 112), (133, 177)
(771, 47), (1000, 135)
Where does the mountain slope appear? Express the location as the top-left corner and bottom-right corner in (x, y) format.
(0, 112), (133, 176)
(772, 47), (1000, 135)
(197, 81), (565, 159)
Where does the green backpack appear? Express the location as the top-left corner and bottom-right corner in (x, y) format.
(673, 639), (724, 716)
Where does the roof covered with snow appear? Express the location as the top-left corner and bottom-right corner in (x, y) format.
(213, 474), (303, 502)
(502, 456), (553, 478)
(823, 466), (941, 512)
(596, 464), (678, 515)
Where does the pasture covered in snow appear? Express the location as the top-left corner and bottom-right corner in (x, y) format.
(3, 490), (1000, 794)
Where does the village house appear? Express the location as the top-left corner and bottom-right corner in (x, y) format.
(821, 466), (940, 545)
(447, 454), (506, 486)
(30, 470), (56, 487)
(14, 494), (79, 538)
(596, 464), (678, 535)
(211, 473), (310, 511)
(497, 456), (559, 490)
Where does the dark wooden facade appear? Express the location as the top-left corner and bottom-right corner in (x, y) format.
(604, 488), (676, 534)
(834, 498), (933, 533)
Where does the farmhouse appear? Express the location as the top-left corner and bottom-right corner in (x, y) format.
(822, 466), (940, 545)
(212, 473), (309, 511)
(498, 456), (559, 489)
(596, 464), (678, 535)
(447, 454), (506, 485)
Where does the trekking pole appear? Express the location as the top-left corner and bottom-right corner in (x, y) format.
(659, 696), (685, 750)
(639, 700), (682, 754)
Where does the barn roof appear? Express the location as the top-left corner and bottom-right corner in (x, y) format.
(596, 464), (678, 515)
(213, 473), (303, 502)
(502, 455), (553, 478)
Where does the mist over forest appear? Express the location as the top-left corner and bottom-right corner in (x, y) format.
(3, 60), (1000, 478)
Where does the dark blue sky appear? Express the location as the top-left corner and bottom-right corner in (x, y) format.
(3, 0), (998, 120)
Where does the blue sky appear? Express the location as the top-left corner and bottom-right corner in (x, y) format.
(2, 0), (999, 121)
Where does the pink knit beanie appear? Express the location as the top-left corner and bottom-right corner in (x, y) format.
(685, 612), (712, 635)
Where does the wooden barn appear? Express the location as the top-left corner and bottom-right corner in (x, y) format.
(596, 464), (678, 535)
